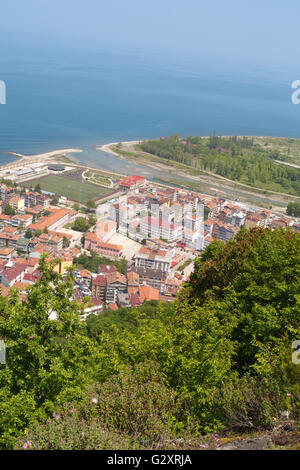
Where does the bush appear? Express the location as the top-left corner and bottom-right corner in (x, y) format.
(210, 374), (297, 432)
(15, 362), (185, 450)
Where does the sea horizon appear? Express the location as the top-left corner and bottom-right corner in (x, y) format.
(1, 33), (300, 173)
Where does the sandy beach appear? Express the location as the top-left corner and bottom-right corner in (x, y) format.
(2, 148), (83, 170)
(97, 140), (143, 156)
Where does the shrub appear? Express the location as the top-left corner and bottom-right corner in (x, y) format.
(210, 374), (297, 432)
(15, 362), (185, 450)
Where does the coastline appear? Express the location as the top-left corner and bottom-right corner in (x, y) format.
(0, 148), (83, 170)
(97, 140), (143, 157)
(2, 137), (300, 212)
(96, 137), (300, 212)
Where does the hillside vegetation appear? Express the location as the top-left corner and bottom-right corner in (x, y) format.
(0, 228), (299, 450)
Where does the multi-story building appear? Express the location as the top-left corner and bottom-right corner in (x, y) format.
(129, 266), (167, 293)
(91, 275), (107, 300)
(118, 175), (146, 191)
(135, 246), (172, 272)
(140, 216), (182, 242)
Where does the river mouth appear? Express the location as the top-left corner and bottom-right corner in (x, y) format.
(68, 144), (288, 209)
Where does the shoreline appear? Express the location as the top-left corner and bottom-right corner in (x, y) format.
(97, 140), (143, 157)
(96, 137), (300, 210)
(2, 137), (300, 212)
(0, 148), (83, 170)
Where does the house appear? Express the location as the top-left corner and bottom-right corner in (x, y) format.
(95, 219), (116, 243)
(28, 208), (70, 233)
(79, 269), (92, 287)
(139, 285), (159, 303)
(135, 245), (172, 272)
(95, 241), (122, 258)
(118, 175), (146, 191)
(106, 272), (127, 303)
(0, 263), (28, 288)
(130, 266), (167, 293)
(129, 293), (141, 307)
(0, 247), (15, 262)
(10, 196), (25, 212)
(98, 265), (117, 275)
(127, 270), (140, 295)
(16, 237), (30, 254)
(91, 275), (107, 300)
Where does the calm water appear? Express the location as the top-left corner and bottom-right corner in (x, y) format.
(0, 36), (300, 177)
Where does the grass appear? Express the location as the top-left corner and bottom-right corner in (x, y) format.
(24, 175), (112, 203)
(177, 259), (193, 271)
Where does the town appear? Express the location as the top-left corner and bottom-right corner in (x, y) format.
(0, 164), (299, 318)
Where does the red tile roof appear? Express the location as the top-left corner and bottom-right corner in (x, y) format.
(119, 175), (146, 187)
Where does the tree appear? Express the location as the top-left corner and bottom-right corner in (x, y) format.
(63, 236), (70, 248)
(24, 229), (32, 239)
(34, 183), (41, 193)
(186, 227), (300, 373)
(86, 200), (96, 211)
(287, 202), (300, 217)
(4, 204), (15, 216)
(0, 257), (100, 449)
(72, 217), (89, 232)
(73, 203), (80, 211)
(51, 196), (59, 205)
(88, 215), (97, 227)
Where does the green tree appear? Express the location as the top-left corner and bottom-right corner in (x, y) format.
(72, 217), (90, 232)
(186, 227), (300, 373)
(88, 215), (97, 227)
(63, 236), (70, 248)
(34, 183), (42, 193)
(86, 200), (96, 211)
(4, 204), (15, 216)
(0, 257), (101, 448)
(24, 229), (33, 239)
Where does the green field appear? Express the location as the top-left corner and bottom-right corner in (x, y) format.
(25, 175), (112, 203)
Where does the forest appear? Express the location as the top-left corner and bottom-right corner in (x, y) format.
(139, 134), (300, 197)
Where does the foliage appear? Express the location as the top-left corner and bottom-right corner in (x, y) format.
(0, 257), (101, 448)
(4, 203), (15, 216)
(287, 201), (300, 217)
(14, 362), (184, 450)
(34, 183), (41, 193)
(86, 200), (96, 210)
(140, 134), (300, 196)
(210, 374), (290, 432)
(0, 227), (299, 449)
(72, 217), (90, 232)
(186, 227), (300, 373)
(74, 251), (127, 274)
(24, 229), (33, 239)
(62, 236), (70, 248)
(1, 178), (15, 187)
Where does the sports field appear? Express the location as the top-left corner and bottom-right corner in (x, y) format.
(24, 175), (112, 203)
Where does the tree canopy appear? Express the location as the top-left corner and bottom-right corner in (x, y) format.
(0, 228), (299, 449)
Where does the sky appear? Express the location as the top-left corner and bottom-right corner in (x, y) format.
(0, 0), (299, 71)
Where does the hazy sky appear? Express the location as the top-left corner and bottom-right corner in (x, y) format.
(0, 0), (299, 70)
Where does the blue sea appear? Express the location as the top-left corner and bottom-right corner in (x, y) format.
(0, 34), (300, 176)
